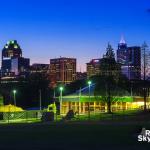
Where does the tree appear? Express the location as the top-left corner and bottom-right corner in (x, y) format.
(94, 43), (130, 113)
(94, 75), (130, 113)
(0, 73), (51, 108)
(20, 73), (51, 108)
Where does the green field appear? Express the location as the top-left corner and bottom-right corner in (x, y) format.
(0, 121), (150, 150)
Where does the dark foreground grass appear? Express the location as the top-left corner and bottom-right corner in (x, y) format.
(0, 121), (150, 150)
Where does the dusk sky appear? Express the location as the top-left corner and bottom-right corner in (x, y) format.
(0, 0), (150, 71)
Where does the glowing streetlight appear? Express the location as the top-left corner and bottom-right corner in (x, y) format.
(88, 80), (92, 120)
(60, 87), (63, 91)
(13, 90), (17, 107)
(39, 89), (42, 111)
(59, 87), (64, 114)
(88, 81), (92, 85)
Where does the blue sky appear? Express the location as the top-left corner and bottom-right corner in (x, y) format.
(0, 0), (150, 71)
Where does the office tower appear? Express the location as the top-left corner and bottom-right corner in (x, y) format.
(2, 40), (22, 59)
(86, 59), (101, 78)
(117, 36), (128, 64)
(141, 42), (150, 80)
(128, 46), (141, 80)
(11, 57), (30, 76)
(2, 40), (22, 74)
(116, 36), (129, 78)
(1, 40), (30, 77)
(50, 57), (76, 87)
(116, 37), (141, 80)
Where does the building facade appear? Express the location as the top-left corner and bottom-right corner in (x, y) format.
(50, 57), (76, 87)
(141, 42), (150, 80)
(76, 72), (87, 80)
(58, 84), (148, 114)
(117, 37), (141, 80)
(30, 63), (49, 74)
(1, 40), (30, 77)
(117, 36), (128, 65)
(11, 57), (30, 76)
(127, 46), (141, 80)
(86, 59), (101, 78)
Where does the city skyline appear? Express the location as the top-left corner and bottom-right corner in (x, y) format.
(0, 0), (150, 71)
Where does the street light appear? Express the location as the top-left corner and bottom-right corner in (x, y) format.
(39, 89), (42, 111)
(88, 81), (92, 86)
(59, 86), (63, 114)
(13, 90), (17, 107)
(88, 80), (92, 120)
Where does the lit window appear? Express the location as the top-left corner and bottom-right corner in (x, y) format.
(14, 45), (18, 49)
(11, 41), (14, 44)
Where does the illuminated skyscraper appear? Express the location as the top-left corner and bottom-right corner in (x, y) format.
(117, 36), (128, 65)
(86, 59), (101, 78)
(117, 37), (141, 80)
(141, 42), (150, 80)
(1, 40), (30, 77)
(127, 46), (141, 80)
(2, 40), (22, 59)
(50, 57), (76, 87)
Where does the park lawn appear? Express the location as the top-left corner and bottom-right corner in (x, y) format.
(0, 122), (150, 150)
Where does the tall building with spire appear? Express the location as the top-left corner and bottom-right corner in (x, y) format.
(117, 36), (141, 80)
(117, 36), (128, 65)
(117, 36), (129, 78)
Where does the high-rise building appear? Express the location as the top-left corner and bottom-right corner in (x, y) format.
(1, 40), (22, 74)
(117, 36), (128, 65)
(117, 37), (141, 80)
(86, 59), (101, 78)
(1, 40), (30, 77)
(117, 37), (129, 78)
(11, 57), (30, 76)
(50, 57), (76, 87)
(127, 46), (141, 80)
(2, 40), (22, 59)
(141, 42), (150, 80)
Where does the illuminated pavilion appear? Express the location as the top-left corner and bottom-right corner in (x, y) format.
(59, 84), (147, 114)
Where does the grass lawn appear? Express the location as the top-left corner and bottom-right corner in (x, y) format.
(0, 121), (150, 150)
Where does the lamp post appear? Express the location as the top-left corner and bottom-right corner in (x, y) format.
(88, 81), (92, 120)
(59, 87), (63, 115)
(39, 89), (42, 111)
(53, 87), (56, 99)
(13, 90), (17, 106)
(78, 87), (81, 117)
